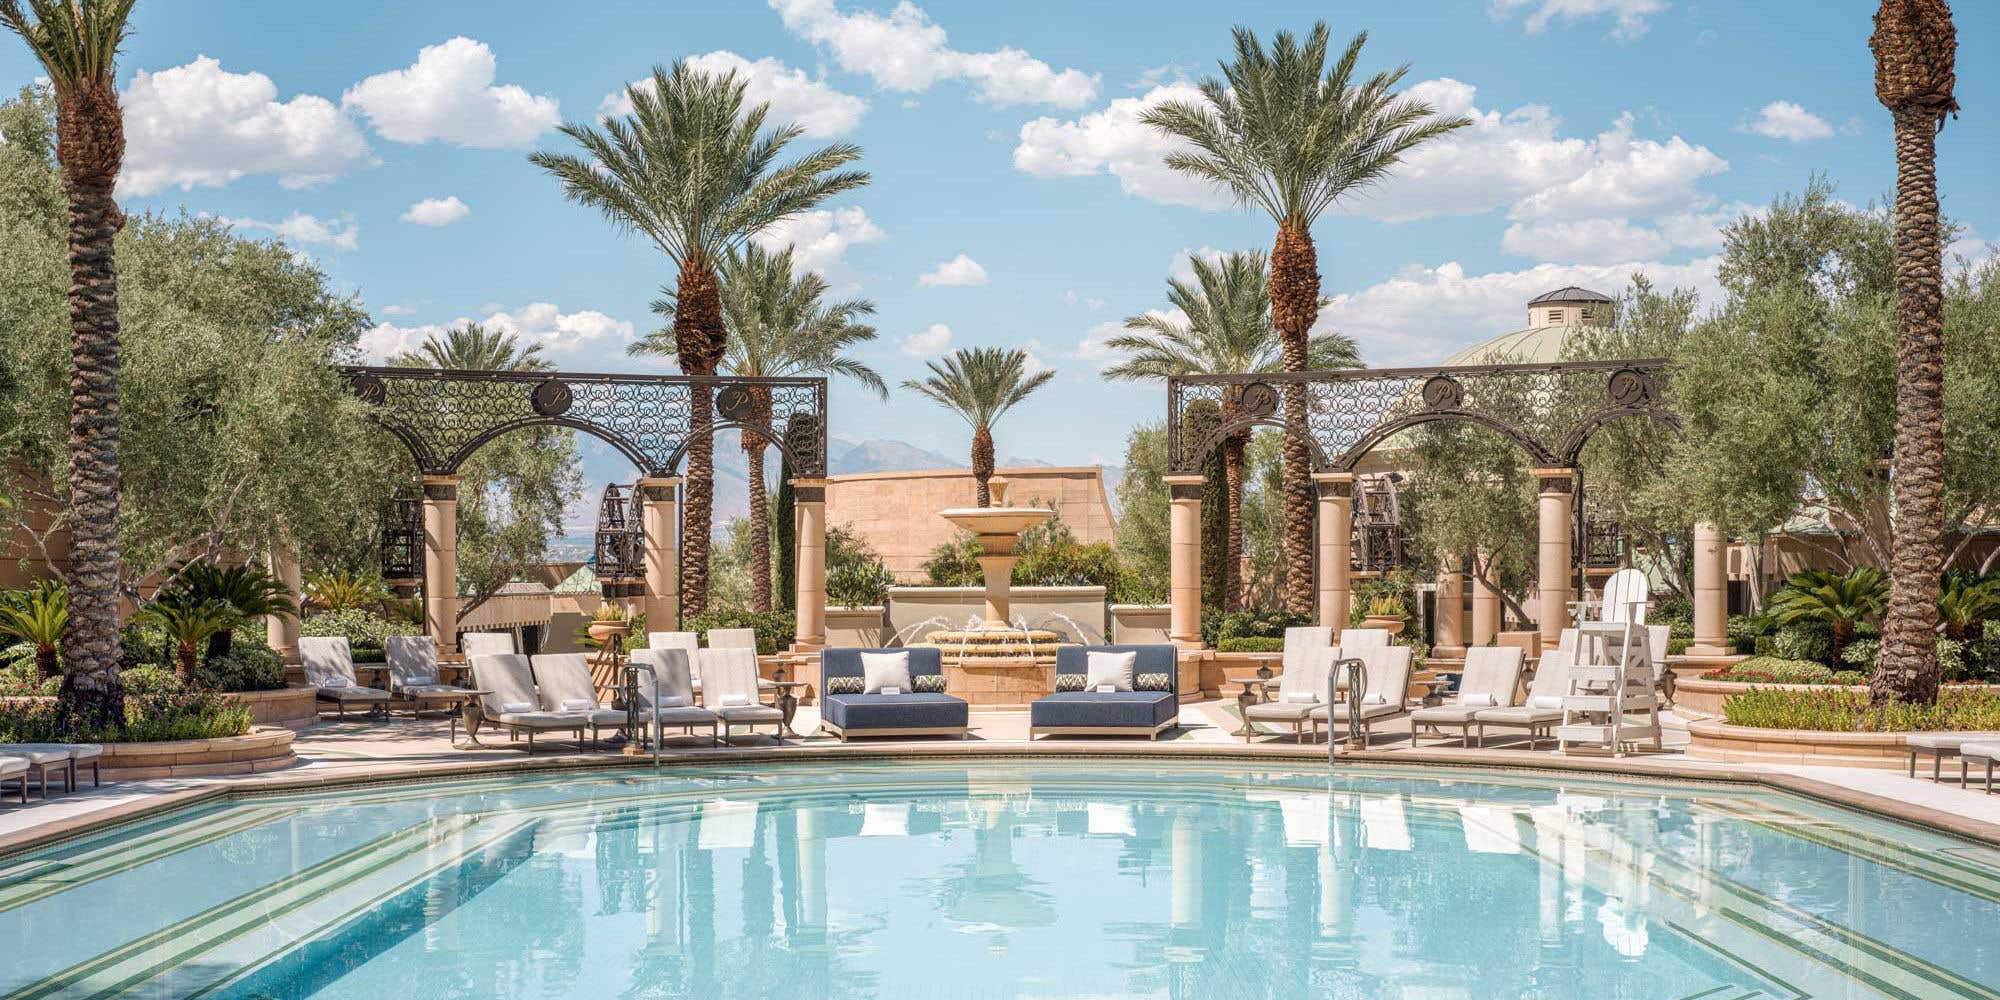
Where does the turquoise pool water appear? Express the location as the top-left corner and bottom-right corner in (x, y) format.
(3, 760), (1997, 999)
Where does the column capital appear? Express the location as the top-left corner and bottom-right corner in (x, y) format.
(790, 477), (828, 503)
(1161, 474), (1206, 487)
(638, 476), (682, 501)
(1533, 467), (1576, 494)
(421, 474), (459, 501)
(1309, 472), (1355, 483)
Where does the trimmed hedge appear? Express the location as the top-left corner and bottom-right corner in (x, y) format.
(1218, 636), (1284, 654)
(684, 610), (796, 655)
(1722, 686), (2000, 732)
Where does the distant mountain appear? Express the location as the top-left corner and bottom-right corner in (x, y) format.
(1000, 456), (1054, 468)
(830, 438), (960, 475)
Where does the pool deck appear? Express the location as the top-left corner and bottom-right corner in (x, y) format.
(6, 695), (1999, 855)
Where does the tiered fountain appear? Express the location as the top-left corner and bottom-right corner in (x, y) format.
(914, 478), (1066, 705)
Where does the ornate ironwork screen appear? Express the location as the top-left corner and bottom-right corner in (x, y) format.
(340, 367), (829, 479)
(378, 495), (424, 596)
(1166, 359), (1675, 476)
(594, 483), (644, 598)
(1352, 474), (1405, 574)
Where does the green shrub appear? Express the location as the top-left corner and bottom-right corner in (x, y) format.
(684, 610), (795, 655)
(1201, 607), (1311, 648)
(826, 558), (894, 608)
(1108, 568), (1166, 606)
(1652, 594), (1694, 640)
(1727, 613), (1775, 650)
(119, 665), (184, 696)
(194, 641), (286, 692)
(301, 609), (418, 662)
(0, 685), (252, 743)
(1704, 657), (1842, 685)
(1770, 623), (1835, 665)
(1841, 637), (1881, 669)
(1667, 637), (1693, 656)
(1218, 636), (1284, 653)
(0, 648), (60, 696)
(1723, 686), (2000, 732)
(1832, 670), (1867, 685)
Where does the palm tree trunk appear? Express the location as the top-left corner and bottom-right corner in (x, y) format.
(33, 647), (56, 684)
(1874, 105), (1949, 706)
(745, 436), (772, 612)
(971, 425), (995, 507)
(675, 261), (726, 616)
(1269, 220), (1320, 617)
(176, 641), (197, 679)
(1222, 432), (1247, 613)
(56, 174), (125, 732)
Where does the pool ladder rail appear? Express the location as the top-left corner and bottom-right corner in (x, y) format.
(1327, 656), (1367, 763)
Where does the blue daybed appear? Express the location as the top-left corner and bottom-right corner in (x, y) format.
(1030, 644), (1181, 739)
(817, 647), (970, 741)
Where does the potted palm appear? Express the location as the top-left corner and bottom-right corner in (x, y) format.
(1361, 595), (1409, 636)
(587, 605), (631, 645)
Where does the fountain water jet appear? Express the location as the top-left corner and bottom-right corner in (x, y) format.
(915, 479), (1066, 686)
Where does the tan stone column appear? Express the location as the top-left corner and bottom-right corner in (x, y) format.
(421, 475), (460, 655)
(1535, 469), (1576, 649)
(1314, 473), (1354, 631)
(792, 478), (828, 649)
(639, 477), (681, 632)
(266, 545), (302, 664)
(1687, 521), (1735, 655)
(1433, 561), (1464, 658)
(1470, 554), (1500, 648)
(1164, 475), (1204, 647)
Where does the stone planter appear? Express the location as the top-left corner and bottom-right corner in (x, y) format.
(1685, 719), (1907, 769)
(1361, 616), (1407, 636)
(1109, 604), (1171, 645)
(99, 726), (298, 781)
(230, 687), (320, 730)
(825, 606), (888, 649)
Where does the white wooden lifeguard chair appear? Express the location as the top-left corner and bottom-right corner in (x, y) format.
(1557, 568), (1663, 756)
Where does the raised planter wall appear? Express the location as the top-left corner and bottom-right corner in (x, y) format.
(1685, 719), (1908, 770)
(234, 687), (320, 729)
(824, 606), (888, 649)
(1673, 678), (1850, 719)
(1109, 605), (1171, 645)
(99, 726), (298, 781)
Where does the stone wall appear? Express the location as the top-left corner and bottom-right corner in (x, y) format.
(886, 586), (1108, 645)
(826, 466), (1116, 581)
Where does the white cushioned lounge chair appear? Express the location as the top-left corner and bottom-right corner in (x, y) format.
(1310, 645), (1413, 746)
(700, 647), (783, 743)
(384, 636), (481, 735)
(299, 636), (392, 717)
(631, 647), (720, 746)
(0, 743), (100, 793)
(1244, 646), (1339, 742)
(1337, 627), (1393, 651)
(649, 630), (701, 688)
(0, 754), (27, 804)
(531, 653), (629, 748)
(0, 745), (73, 798)
(1410, 646), (1525, 747)
(1471, 629), (1576, 748)
(469, 652), (587, 753)
(458, 631), (516, 660)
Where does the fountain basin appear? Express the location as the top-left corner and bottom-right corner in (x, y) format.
(938, 506), (1058, 537)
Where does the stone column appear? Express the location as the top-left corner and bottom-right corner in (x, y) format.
(639, 477), (681, 632)
(266, 545), (302, 664)
(1433, 562), (1464, 658)
(1534, 469), (1576, 649)
(1687, 521), (1735, 656)
(792, 479), (828, 649)
(1470, 555), (1500, 648)
(1314, 473), (1354, 631)
(1164, 475), (1205, 647)
(421, 475), (460, 655)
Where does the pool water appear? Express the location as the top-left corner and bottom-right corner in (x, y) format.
(4, 761), (1998, 999)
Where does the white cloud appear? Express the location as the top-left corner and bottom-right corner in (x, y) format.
(342, 37), (559, 148)
(221, 211), (359, 251)
(771, 0), (1098, 107)
(899, 323), (953, 357)
(752, 205), (887, 277)
(379, 304), (418, 317)
(1488, 0), (1668, 42)
(1502, 218), (1671, 262)
(1504, 113), (1726, 221)
(1013, 83), (1234, 210)
(1167, 245), (1231, 283)
(598, 51), (867, 137)
(1321, 256), (1723, 365)
(358, 301), (636, 364)
(1062, 289), (1106, 310)
(918, 253), (989, 287)
(400, 196), (471, 227)
(118, 57), (371, 197)
(1742, 100), (1835, 142)
(1074, 319), (1127, 361)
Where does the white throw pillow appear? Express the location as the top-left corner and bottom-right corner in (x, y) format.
(559, 699), (597, 712)
(405, 674), (436, 687)
(1281, 688), (1319, 704)
(501, 701), (536, 714)
(861, 651), (912, 695)
(655, 695), (691, 709)
(1084, 651), (1137, 692)
(1362, 692), (1390, 706)
(719, 693), (752, 707)
(1528, 694), (1565, 710)
(1459, 693), (1497, 707)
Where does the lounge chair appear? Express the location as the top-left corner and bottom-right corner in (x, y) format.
(1030, 644), (1180, 740)
(385, 636), (482, 734)
(1958, 741), (2000, 793)
(0, 745), (72, 798)
(649, 630), (701, 687)
(468, 652), (588, 753)
(630, 646), (720, 746)
(1472, 629), (1576, 748)
(1909, 733), (2000, 784)
(298, 636), (392, 717)
(818, 647), (969, 741)
(1310, 645), (1414, 746)
(1338, 628), (1393, 650)
(0, 755), (26, 804)
(0, 743), (101, 792)
(701, 647), (786, 743)
(531, 653), (629, 748)
(1242, 645), (1337, 742)
(459, 631), (516, 659)
(1409, 646), (1525, 746)
(706, 627), (757, 649)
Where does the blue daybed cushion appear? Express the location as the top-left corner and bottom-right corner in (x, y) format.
(819, 647), (965, 730)
(1032, 645), (1180, 729)
(821, 646), (944, 685)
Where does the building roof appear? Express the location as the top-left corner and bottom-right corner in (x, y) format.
(1527, 286), (1612, 305)
(1440, 325), (1572, 367)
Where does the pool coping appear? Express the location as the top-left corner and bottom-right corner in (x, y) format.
(4, 739), (1995, 858)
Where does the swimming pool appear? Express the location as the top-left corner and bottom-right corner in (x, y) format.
(3, 760), (1996, 999)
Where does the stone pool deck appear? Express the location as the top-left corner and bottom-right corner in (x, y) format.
(6, 695), (2000, 854)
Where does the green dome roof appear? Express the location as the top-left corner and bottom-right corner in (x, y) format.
(1441, 325), (1573, 367)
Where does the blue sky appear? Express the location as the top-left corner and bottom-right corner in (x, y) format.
(4, 0), (1995, 477)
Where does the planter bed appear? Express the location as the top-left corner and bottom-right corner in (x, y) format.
(98, 726), (297, 781)
(231, 687), (320, 729)
(1677, 679), (2000, 720)
(1686, 719), (1909, 769)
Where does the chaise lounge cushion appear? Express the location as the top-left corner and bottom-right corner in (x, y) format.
(1031, 690), (1177, 730)
(821, 692), (969, 731)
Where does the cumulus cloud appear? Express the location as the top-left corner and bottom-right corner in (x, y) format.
(118, 57), (371, 197)
(1488, 0), (1668, 42)
(1167, 245), (1231, 283)
(1013, 83), (1234, 210)
(1073, 319), (1128, 362)
(1321, 256), (1723, 365)
(343, 37), (559, 148)
(599, 51), (867, 136)
(400, 196), (470, 227)
(899, 323), (953, 357)
(379, 304), (418, 317)
(1501, 202), (1754, 263)
(771, 0), (1098, 107)
(918, 253), (989, 287)
(221, 211), (359, 251)
(752, 205), (887, 278)
(1742, 100), (1835, 142)
(1497, 113), (1726, 221)
(358, 302), (636, 364)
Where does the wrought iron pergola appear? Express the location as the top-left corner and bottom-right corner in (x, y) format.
(378, 494), (424, 596)
(594, 483), (645, 599)
(340, 367), (831, 479)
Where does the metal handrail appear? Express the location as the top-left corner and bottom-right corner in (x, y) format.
(620, 640), (662, 767)
(1327, 656), (1367, 762)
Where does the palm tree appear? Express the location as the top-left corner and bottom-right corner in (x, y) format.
(1870, 0), (1959, 705)
(1766, 568), (1889, 664)
(1143, 24), (1469, 617)
(1104, 251), (1360, 610)
(633, 244), (885, 611)
(1937, 571), (1999, 641)
(303, 570), (390, 613)
(3, 0), (140, 729)
(0, 580), (67, 682)
(160, 561), (296, 659)
(398, 321), (549, 371)
(138, 595), (238, 679)
(903, 348), (1056, 507)
(532, 62), (868, 616)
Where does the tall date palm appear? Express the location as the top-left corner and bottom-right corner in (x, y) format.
(903, 348), (1055, 508)
(1143, 23), (1468, 617)
(1869, 0), (1958, 705)
(1104, 251), (1360, 609)
(636, 244), (886, 611)
(532, 62), (868, 615)
(3, 0), (140, 729)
